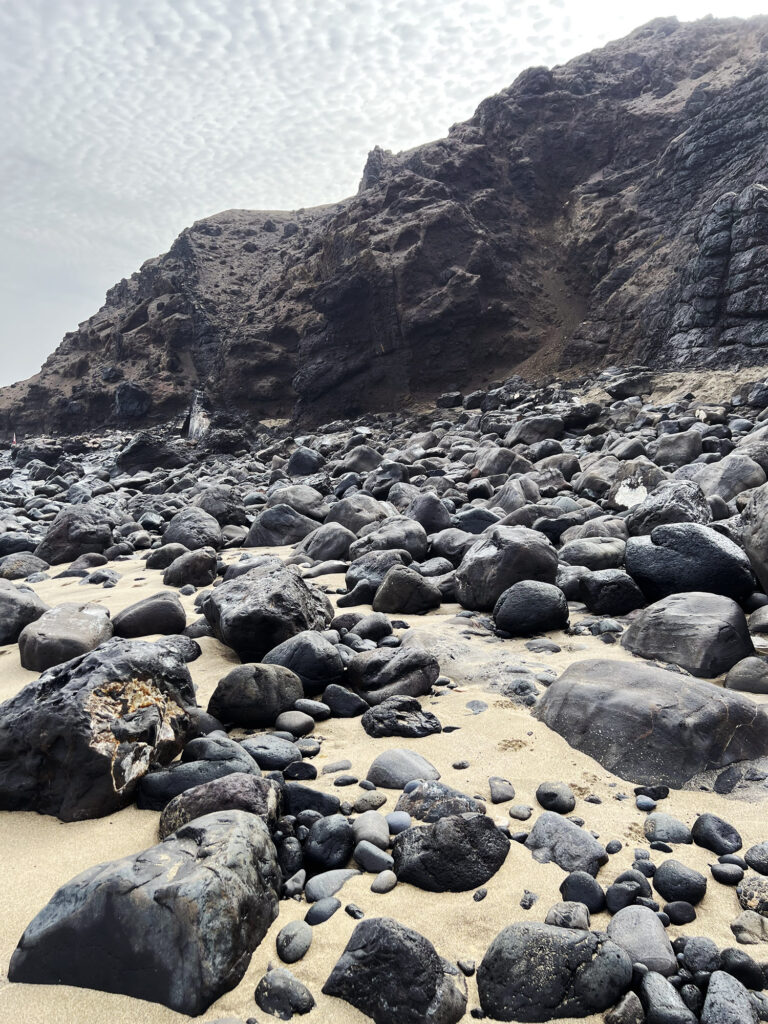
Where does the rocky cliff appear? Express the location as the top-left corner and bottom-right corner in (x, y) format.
(3, 14), (768, 436)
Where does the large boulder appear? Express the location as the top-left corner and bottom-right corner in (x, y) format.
(245, 504), (318, 546)
(34, 504), (116, 565)
(158, 773), (282, 838)
(0, 638), (197, 820)
(606, 905), (677, 976)
(455, 525), (558, 611)
(743, 482), (768, 591)
(262, 630), (344, 695)
(113, 592), (187, 638)
(346, 646), (439, 705)
(202, 565), (333, 661)
(392, 813), (510, 891)
(207, 663), (304, 727)
(323, 917), (467, 1024)
(19, 602), (114, 672)
(624, 479), (713, 535)
(9, 810), (280, 1016)
(493, 580), (568, 635)
(477, 923), (632, 1022)
(625, 523), (754, 601)
(535, 658), (768, 787)
(163, 507), (222, 550)
(621, 591), (753, 676)
(0, 580), (48, 645)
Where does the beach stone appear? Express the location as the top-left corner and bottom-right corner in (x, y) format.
(535, 781), (575, 814)
(323, 916), (467, 1024)
(304, 814), (355, 871)
(202, 565), (333, 661)
(34, 504), (115, 565)
(701, 970), (759, 1024)
(240, 734), (302, 771)
(275, 710), (315, 736)
(579, 569), (645, 616)
(525, 812), (608, 876)
(559, 871), (606, 913)
(8, 810), (280, 1016)
(276, 921), (313, 964)
(625, 523), (755, 601)
(371, 870), (398, 893)
(354, 840), (394, 873)
(113, 592), (187, 638)
(639, 970), (697, 1024)
(247, 504), (318, 546)
(0, 551), (49, 579)
(731, 910), (768, 944)
(304, 869), (360, 903)
(207, 664), (303, 728)
(297, 521), (356, 560)
(0, 637), (196, 820)
(477, 922), (632, 1021)
(493, 580), (568, 635)
(644, 813), (692, 845)
(164, 507), (222, 551)
(712, 862), (744, 885)
(745, 841), (768, 874)
(305, 897), (340, 924)
(654, 860), (707, 905)
(158, 772), (282, 839)
(455, 525), (558, 611)
(322, 683), (368, 717)
(263, 630), (344, 696)
(360, 694), (442, 737)
(347, 646), (439, 705)
(535, 658), (768, 787)
(19, 601), (113, 672)
(0, 580), (48, 644)
(254, 967), (315, 1018)
(395, 780), (485, 822)
(372, 564), (442, 613)
(392, 813), (509, 892)
(621, 591), (753, 677)
(738, 874), (768, 916)
(489, 777), (516, 804)
(283, 783), (340, 818)
(163, 548), (218, 588)
(137, 734), (261, 811)
(605, 991), (645, 1024)
(352, 810), (389, 850)
(366, 749), (440, 789)
(725, 657), (768, 694)
(691, 812), (742, 855)
(145, 543), (190, 569)
(607, 905), (677, 976)
(544, 901), (590, 930)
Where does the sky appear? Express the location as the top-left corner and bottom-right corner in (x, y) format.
(0, 0), (765, 386)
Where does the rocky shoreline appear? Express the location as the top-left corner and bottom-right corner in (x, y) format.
(2, 366), (768, 1022)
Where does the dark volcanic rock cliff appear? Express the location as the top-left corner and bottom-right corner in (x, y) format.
(3, 15), (768, 435)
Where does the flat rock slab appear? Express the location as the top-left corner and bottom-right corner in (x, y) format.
(534, 658), (768, 788)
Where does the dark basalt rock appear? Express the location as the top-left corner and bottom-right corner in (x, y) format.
(113, 591), (187, 638)
(8, 810), (280, 1016)
(360, 694), (442, 738)
(157, 771), (282, 838)
(0, 580), (48, 645)
(477, 922), (632, 1022)
(535, 658), (768, 787)
(0, 637), (196, 820)
(202, 565), (333, 661)
(34, 504), (116, 565)
(392, 812), (510, 892)
(207, 663), (303, 727)
(394, 780), (486, 822)
(323, 917), (467, 1024)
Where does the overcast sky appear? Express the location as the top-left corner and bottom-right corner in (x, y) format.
(0, 0), (764, 386)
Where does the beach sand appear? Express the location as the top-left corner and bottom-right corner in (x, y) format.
(1, 549), (766, 1023)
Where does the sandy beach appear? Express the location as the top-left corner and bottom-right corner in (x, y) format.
(0, 547), (766, 1023)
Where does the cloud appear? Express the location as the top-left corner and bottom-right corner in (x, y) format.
(0, 0), (764, 384)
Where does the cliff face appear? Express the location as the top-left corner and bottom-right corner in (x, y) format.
(3, 15), (768, 435)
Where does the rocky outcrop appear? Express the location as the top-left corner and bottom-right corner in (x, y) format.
(3, 16), (768, 435)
